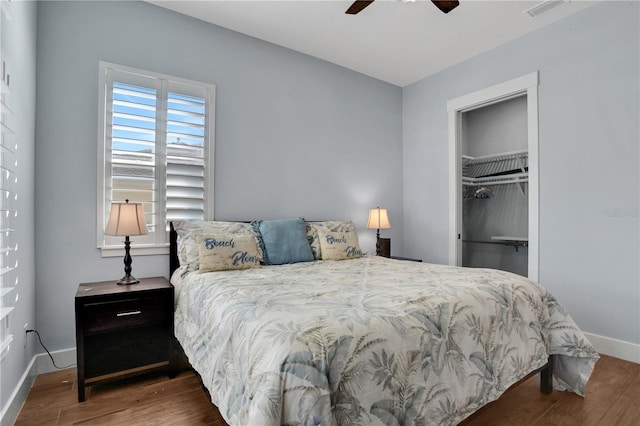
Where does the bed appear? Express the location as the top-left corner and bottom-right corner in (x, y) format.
(170, 219), (599, 425)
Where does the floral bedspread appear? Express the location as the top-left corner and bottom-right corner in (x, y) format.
(173, 256), (598, 425)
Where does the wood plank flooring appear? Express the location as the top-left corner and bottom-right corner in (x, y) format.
(14, 354), (639, 425)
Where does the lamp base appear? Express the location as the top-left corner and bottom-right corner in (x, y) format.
(116, 235), (139, 285)
(116, 274), (140, 285)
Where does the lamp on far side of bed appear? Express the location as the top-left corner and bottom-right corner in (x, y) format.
(367, 207), (391, 257)
(105, 199), (148, 285)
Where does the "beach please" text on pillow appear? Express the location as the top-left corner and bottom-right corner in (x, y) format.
(316, 230), (362, 261)
(196, 233), (262, 272)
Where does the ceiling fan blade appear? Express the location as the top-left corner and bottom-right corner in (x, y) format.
(432, 0), (460, 14)
(346, 0), (375, 15)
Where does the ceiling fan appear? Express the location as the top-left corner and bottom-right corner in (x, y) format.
(346, 0), (460, 15)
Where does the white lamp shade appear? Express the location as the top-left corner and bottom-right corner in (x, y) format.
(367, 208), (391, 229)
(105, 201), (148, 236)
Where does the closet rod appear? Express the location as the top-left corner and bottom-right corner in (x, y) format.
(462, 239), (528, 252)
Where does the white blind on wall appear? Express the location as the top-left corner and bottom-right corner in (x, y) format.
(0, 118), (18, 289)
(99, 62), (214, 252)
(0, 46), (17, 357)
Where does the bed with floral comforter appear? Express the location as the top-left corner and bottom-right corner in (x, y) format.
(172, 255), (598, 426)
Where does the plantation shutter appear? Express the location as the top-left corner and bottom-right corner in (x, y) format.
(1, 57), (17, 355)
(166, 91), (206, 225)
(0, 123), (17, 283)
(109, 80), (158, 239)
(99, 62), (214, 253)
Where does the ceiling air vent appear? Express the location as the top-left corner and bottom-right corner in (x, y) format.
(524, 0), (566, 18)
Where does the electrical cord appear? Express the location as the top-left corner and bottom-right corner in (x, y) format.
(26, 329), (76, 370)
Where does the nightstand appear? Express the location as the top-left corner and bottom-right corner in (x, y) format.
(74, 276), (175, 402)
(377, 237), (391, 258)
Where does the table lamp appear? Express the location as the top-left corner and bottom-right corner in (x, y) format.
(105, 199), (148, 285)
(367, 207), (391, 257)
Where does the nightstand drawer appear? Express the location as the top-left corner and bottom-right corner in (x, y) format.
(82, 296), (168, 334)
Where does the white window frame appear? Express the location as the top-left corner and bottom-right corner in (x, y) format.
(97, 61), (215, 257)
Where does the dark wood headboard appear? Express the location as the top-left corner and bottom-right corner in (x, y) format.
(170, 222), (180, 278)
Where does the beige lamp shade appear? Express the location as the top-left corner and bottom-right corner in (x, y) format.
(367, 208), (391, 230)
(105, 200), (148, 237)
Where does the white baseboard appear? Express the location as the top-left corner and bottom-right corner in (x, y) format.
(0, 348), (76, 426)
(584, 332), (640, 364)
(0, 356), (37, 426)
(34, 347), (76, 375)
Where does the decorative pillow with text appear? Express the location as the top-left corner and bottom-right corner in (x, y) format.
(316, 230), (363, 261)
(172, 220), (259, 271)
(306, 220), (356, 260)
(196, 233), (262, 272)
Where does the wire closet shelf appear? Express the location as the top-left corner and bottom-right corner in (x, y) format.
(462, 149), (528, 186)
(462, 149), (528, 197)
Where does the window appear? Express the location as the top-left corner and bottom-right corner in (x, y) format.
(97, 62), (215, 256)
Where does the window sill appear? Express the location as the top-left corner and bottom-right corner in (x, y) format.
(100, 244), (169, 258)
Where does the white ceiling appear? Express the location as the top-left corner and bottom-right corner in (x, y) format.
(147, 0), (600, 87)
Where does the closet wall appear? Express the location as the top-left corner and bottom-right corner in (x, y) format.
(461, 96), (528, 276)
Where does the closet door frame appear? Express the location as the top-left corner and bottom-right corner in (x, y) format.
(447, 72), (539, 282)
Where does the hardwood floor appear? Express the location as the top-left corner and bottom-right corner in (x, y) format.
(14, 354), (639, 425)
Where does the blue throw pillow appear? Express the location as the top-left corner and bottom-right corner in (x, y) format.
(252, 218), (315, 265)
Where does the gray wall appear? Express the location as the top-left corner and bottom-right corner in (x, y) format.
(34, 1), (403, 351)
(462, 96), (528, 156)
(403, 1), (639, 345)
(0, 0), (37, 414)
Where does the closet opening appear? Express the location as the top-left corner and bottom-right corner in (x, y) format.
(447, 72), (539, 281)
(461, 96), (529, 276)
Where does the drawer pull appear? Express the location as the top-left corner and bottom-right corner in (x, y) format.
(116, 310), (141, 317)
